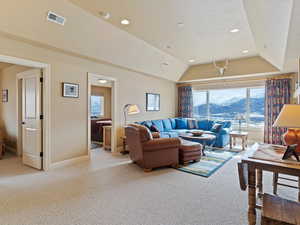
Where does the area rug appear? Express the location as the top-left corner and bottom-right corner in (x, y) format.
(177, 149), (238, 177)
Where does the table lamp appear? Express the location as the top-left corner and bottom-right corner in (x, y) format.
(235, 114), (246, 132)
(273, 104), (300, 154)
(123, 104), (140, 125)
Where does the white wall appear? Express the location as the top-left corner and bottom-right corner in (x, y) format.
(0, 34), (177, 163)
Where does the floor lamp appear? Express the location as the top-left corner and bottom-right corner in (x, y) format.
(123, 104), (140, 126)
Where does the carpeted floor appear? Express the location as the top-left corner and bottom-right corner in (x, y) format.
(0, 147), (297, 225)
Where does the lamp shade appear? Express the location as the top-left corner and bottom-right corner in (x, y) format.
(273, 104), (300, 128)
(127, 104), (140, 115)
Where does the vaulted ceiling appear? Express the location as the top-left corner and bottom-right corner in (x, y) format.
(70, 0), (299, 81)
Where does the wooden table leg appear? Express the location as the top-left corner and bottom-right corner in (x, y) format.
(298, 177), (300, 202)
(256, 169), (263, 198)
(248, 165), (257, 225)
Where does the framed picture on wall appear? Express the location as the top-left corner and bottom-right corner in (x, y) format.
(2, 89), (8, 102)
(146, 93), (160, 111)
(62, 83), (79, 98)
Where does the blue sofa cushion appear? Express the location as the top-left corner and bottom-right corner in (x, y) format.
(198, 120), (215, 130)
(167, 132), (179, 138)
(160, 132), (171, 138)
(152, 120), (164, 132)
(170, 129), (189, 133)
(162, 119), (172, 131)
(211, 123), (223, 133)
(187, 119), (198, 129)
(175, 118), (188, 129)
(141, 120), (152, 129)
(169, 118), (176, 129)
(197, 120), (208, 130)
(215, 120), (232, 128)
(207, 120), (215, 130)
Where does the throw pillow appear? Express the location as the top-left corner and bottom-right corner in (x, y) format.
(175, 118), (188, 129)
(141, 121), (152, 130)
(211, 123), (223, 133)
(187, 119), (198, 129)
(162, 119), (172, 131)
(150, 125), (160, 132)
(152, 120), (164, 132)
(169, 118), (176, 129)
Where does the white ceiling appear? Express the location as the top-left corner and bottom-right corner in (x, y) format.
(70, 0), (299, 76)
(70, 0), (258, 65)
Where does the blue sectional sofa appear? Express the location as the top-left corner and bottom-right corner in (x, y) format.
(136, 118), (232, 148)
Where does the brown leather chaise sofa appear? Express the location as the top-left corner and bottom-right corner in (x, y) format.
(125, 124), (180, 172)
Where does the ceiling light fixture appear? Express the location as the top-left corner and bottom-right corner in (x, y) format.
(177, 22), (184, 27)
(242, 50), (249, 54)
(98, 79), (108, 84)
(121, 19), (130, 25)
(99, 11), (111, 20)
(230, 28), (240, 33)
(189, 59), (196, 63)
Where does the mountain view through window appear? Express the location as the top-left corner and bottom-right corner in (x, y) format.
(193, 87), (265, 128)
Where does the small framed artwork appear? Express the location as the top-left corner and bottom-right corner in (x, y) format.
(62, 83), (79, 98)
(2, 89), (8, 102)
(146, 93), (160, 111)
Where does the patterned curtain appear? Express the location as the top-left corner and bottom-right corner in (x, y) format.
(178, 86), (193, 118)
(264, 78), (291, 144)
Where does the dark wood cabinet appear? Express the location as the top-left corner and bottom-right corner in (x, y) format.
(91, 118), (112, 142)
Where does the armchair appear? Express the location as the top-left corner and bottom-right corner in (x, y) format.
(125, 124), (180, 172)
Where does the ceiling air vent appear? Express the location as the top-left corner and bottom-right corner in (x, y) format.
(47, 11), (66, 26)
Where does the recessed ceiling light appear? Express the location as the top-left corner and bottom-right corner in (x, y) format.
(99, 11), (110, 20)
(121, 19), (130, 25)
(98, 79), (108, 84)
(177, 22), (184, 27)
(189, 59), (196, 63)
(230, 28), (240, 33)
(242, 50), (249, 54)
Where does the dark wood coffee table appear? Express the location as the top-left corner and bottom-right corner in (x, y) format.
(179, 132), (216, 156)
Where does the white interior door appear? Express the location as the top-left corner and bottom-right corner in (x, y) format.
(21, 69), (42, 169)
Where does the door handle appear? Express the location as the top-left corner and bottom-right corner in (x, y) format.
(22, 122), (26, 125)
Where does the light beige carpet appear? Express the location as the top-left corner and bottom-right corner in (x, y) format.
(0, 148), (297, 225)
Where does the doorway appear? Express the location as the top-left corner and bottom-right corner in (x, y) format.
(0, 54), (51, 171)
(87, 73), (117, 158)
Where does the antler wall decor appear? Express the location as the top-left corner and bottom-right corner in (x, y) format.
(213, 59), (229, 75)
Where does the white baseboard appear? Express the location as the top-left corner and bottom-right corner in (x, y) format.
(50, 155), (90, 169)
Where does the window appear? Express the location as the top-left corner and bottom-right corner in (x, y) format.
(91, 95), (104, 117)
(193, 87), (265, 128)
(193, 91), (208, 119)
(249, 87), (265, 128)
(209, 88), (247, 122)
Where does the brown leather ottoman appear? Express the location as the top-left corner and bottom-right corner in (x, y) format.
(179, 139), (202, 165)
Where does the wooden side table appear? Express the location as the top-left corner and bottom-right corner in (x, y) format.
(230, 131), (248, 150)
(121, 136), (129, 154)
(103, 126), (112, 150)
